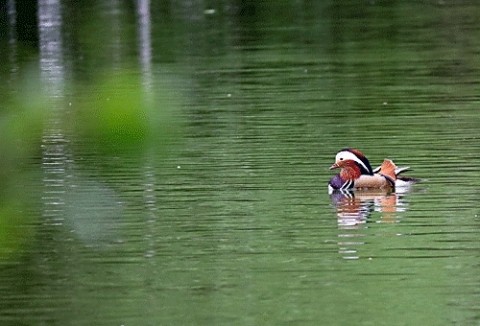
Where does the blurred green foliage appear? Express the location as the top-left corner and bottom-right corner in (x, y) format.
(71, 70), (182, 156)
(0, 69), (46, 260)
(0, 71), (47, 181)
(0, 65), (183, 259)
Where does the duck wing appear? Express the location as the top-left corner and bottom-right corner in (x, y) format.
(373, 161), (410, 176)
(378, 159), (397, 181)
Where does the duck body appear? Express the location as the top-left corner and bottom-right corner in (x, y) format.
(328, 148), (417, 193)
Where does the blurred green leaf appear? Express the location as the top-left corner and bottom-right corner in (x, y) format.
(72, 70), (182, 156)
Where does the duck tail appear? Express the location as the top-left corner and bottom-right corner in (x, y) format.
(379, 159), (397, 181)
(395, 166), (410, 175)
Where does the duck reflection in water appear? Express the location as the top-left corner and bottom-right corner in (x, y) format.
(330, 188), (409, 227)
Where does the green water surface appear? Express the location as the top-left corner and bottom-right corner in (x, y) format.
(1, 1), (479, 325)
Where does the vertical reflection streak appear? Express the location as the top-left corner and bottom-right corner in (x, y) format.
(136, 0), (157, 261)
(38, 0), (68, 226)
(7, 0), (18, 79)
(137, 3), (158, 319)
(106, 0), (123, 70)
(137, 0), (153, 92)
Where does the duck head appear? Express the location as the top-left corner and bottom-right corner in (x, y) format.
(328, 159), (362, 192)
(330, 159), (362, 181)
(333, 148), (374, 175)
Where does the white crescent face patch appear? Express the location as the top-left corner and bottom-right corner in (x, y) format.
(335, 150), (370, 173)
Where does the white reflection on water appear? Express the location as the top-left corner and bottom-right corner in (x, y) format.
(38, 0), (69, 226)
(330, 189), (410, 228)
(38, 0), (64, 98)
(330, 189), (411, 260)
(136, 0), (152, 91)
(136, 0), (159, 260)
(7, 0), (18, 78)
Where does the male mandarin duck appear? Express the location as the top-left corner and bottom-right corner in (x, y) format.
(328, 148), (417, 193)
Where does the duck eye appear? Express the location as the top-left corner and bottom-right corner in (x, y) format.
(339, 157), (344, 161)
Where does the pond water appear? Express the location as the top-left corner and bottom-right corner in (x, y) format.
(1, 1), (480, 325)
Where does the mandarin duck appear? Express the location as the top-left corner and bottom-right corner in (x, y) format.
(328, 148), (417, 193)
